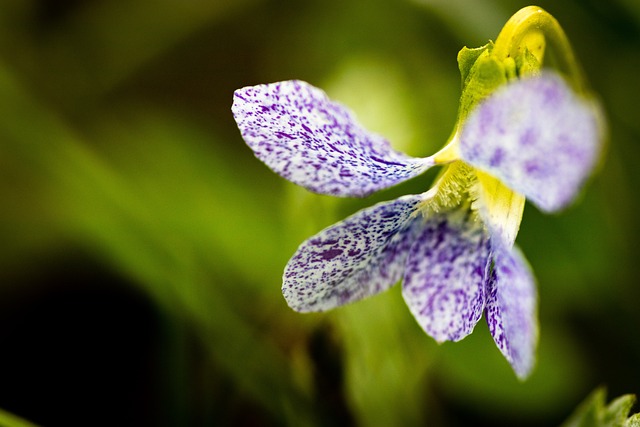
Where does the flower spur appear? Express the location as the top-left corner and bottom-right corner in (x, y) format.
(231, 6), (604, 378)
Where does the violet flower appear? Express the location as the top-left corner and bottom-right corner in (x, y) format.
(232, 7), (604, 378)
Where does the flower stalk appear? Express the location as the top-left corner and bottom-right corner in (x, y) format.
(493, 6), (586, 91)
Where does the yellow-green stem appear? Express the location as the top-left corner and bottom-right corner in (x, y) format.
(493, 6), (586, 92)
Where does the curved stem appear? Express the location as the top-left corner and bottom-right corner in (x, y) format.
(493, 6), (587, 92)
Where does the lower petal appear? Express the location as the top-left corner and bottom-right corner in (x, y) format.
(402, 209), (491, 343)
(485, 240), (538, 379)
(283, 194), (424, 312)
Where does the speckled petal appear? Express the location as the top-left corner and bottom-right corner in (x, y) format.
(283, 194), (424, 312)
(232, 80), (433, 197)
(485, 240), (538, 379)
(402, 209), (491, 343)
(460, 72), (603, 212)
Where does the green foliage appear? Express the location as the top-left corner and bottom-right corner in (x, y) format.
(562, 389), (640, 427)
(456, 48), (508, 123)
(458, 44), (490, 89)
(336, 288), (435, 426)
(0, 408), (38, 427)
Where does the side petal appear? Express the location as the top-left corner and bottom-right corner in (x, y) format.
(459, 72), (603, 212)
(232, 80), (433, 197)
(485, 240), (538, 379)
(402, 209), (491, 343)
(283, 194), (424, 312)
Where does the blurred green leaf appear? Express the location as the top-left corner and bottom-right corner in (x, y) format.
(335, 288), (435, 426)
(0, 61), (320, 425)
(411, 0), (508, 44)
(325, 55), (425, 155)
(0, 408), (39, 427)
(562, 388), (639, 427)
(35, 0), (261, 102)
(435, 322), (590, 418)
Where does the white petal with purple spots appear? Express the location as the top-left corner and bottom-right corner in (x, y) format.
(232, 80), (433, 197)
(459, 72), (602, 212)
(402, 209), (491, 343)
(485, 240), (538, 379)
(283, 194), (424, 312)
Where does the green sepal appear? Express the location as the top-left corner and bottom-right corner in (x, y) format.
(515, 47), (542, 76)
(561, 388), (640, 427)
(457, 50), (508, 124)
(457, 44), (490, 92)
(456, 43), (544, 126)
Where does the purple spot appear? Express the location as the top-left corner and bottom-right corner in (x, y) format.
(370, 156), (406, 167)
(327, 143), (344, 154)
(478, 105), (495, 134)
(520, 128), (537, 146)
(321, 249), (343, 260)
(315, 238), (338, 246)
(524, 160), (542, 176)
(275, 131), (295, 139)
(542, 83), (562, 105)
(348, 248), (361, 257)
(489, 148), (504, 167)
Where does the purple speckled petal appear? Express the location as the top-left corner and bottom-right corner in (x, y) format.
(283, 194), (425, 312)
(232, 80), (433, 197)
(402, 209), (491, 343)
(460, 72), (602, 212)
(485, 240), (538, 379)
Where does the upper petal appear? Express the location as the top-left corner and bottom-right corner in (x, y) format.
(459, 72), (603, 212)
(283, 194), (424, 312)
(232, 80), (433, 197)
(402, 209), (491, 343)
(485, 239), (538, 379)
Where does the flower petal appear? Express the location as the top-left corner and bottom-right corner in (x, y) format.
(459, 72), (603, 212)
(232, 80), (433, 197)
(283, 194), (424, 312)
(402, 209), (491, 343)
(485, 240), (538, 379)
(472, 170), (525, 247)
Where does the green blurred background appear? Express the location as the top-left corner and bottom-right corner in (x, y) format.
(0, 0), (638, 426)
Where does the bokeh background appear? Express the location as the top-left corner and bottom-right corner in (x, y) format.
(0, 0), (638, 426)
